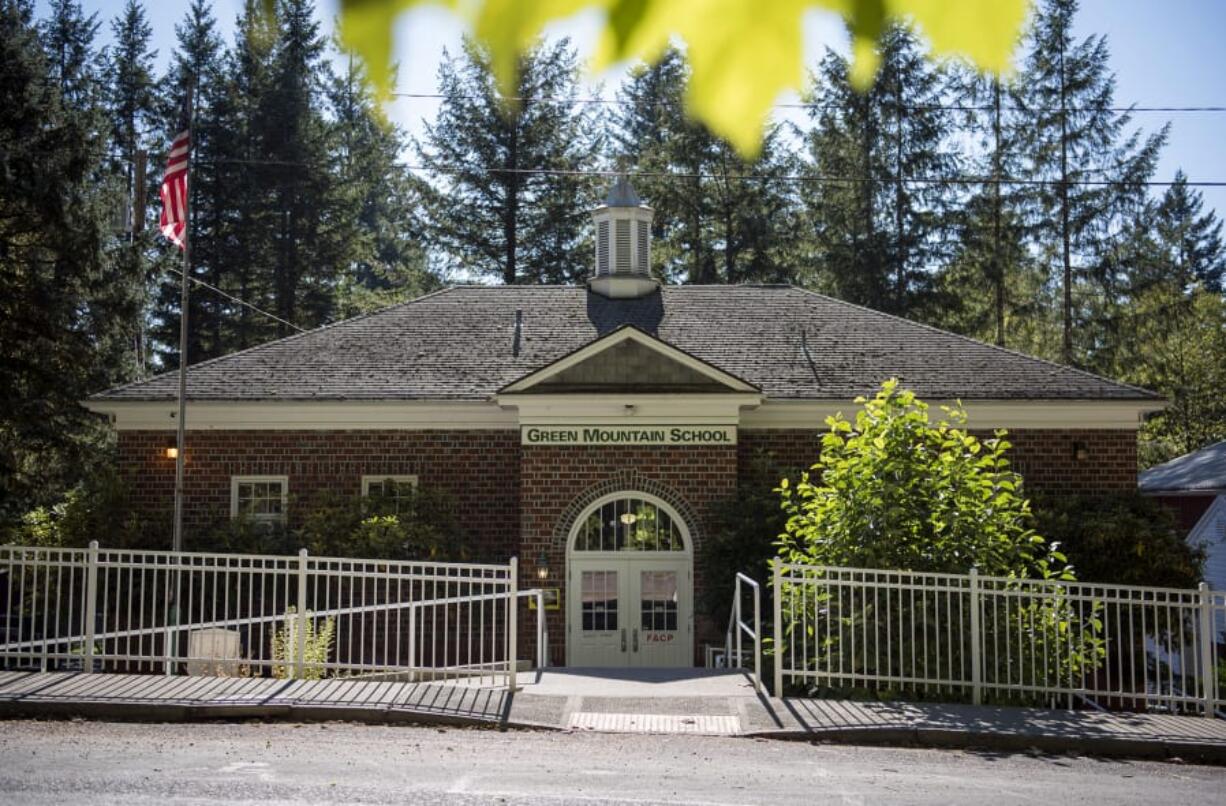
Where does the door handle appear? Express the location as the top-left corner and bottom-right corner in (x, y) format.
(632, 627), (639, 652)
(620, 628), (627, 652)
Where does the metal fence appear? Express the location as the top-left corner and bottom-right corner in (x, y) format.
(724, 572), (763, 693)
(773, 563), (1226, 717)
(0, 542), (536, 690)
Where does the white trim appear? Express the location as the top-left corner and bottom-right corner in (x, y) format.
(566, 491), (693, 557)
(230, 475), (289, 523)
(499, 327), (759, 394)
(739, 399), (1160, 430)
(360, 474), (419, 496)
(85, 395), (1158, 432)
(84, 400), (518, 431)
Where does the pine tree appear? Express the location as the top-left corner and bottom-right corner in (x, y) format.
(802, 24), (956, 318)
(612, 47), (800, 285)
(329, 51), (436, 316)
(1154, 170), (1225, 293)
(417, 38), (599, 285)
(936, 62), (1045, 349)
(0, 0), (136, 518)
(1018, 0), (1167, 366)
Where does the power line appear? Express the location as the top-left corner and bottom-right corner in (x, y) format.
(391, 91), (1226, 114)
(165, 265), (308, 333)
(202, 158), (1226, 188)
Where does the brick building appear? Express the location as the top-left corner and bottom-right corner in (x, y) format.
(86, 180), (1161, 668)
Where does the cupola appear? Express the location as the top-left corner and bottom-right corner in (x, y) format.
(589, 175), (657, 299)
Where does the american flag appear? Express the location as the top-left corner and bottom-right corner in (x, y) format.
(158, 126), (191, 250)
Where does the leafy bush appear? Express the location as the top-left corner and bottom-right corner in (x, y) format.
(778, 379), (1068, 580)
(294, 486), (464, 561)
(1031, 492), (1204, 590)
(270, 607), (336, 680)
(775, 381), (1100, 701)
(1, 465), (165, 549)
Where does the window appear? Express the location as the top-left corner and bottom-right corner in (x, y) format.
(361, 475), (418, 514)
(230, 476), (288, 524)
(572, 497), (686, 552)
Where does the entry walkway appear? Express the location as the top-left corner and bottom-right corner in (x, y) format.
(3, 669), (1225, 762)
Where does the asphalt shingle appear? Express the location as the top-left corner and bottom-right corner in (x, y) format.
(93, 285), (1158, 402)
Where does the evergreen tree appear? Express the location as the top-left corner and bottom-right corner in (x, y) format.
(1154, 170), (1225, 293)
(0, 0), (136, 518)
(802, 24), (956, 318)
(1018, 0), (1166, 366)
(417, 38), (599, 285)
(613, 47), (800, 285)
(329, 51), (436, 316)
(937, 64), (1046, 350)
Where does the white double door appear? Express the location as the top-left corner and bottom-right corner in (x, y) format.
(567, 556), (692, 667)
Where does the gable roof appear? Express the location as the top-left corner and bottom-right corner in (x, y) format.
(91, 285), (1160, 403)
(1139, 440), (1226, 493)
(499, 324), (758, 394)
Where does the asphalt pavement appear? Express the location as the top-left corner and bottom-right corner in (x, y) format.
(0, 719), (1223, 805)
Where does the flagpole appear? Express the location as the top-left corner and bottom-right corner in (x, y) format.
(172, 82), (193, 555)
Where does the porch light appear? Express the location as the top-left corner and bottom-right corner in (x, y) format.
(535, 551), (549, 580)
(164, 440), (179, 460)
(1072, 441), (1089, 461)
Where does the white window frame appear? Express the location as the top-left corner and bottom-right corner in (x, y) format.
(230, 475), (289, 524)
(360, 474), (419, 498)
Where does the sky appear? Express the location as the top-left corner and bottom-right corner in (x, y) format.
(44, 0), (1226, 213)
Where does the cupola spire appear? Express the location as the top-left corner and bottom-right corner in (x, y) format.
(590, 174), (657, 299)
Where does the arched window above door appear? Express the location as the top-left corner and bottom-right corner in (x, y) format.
(571, 494), (688, 553)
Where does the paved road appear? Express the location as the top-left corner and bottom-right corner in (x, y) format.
(0, 720), (1222, 805)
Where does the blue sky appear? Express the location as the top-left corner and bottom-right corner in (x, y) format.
(48, 0), (1226, 213)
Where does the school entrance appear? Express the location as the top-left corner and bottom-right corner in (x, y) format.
(565, 493), (693, 667)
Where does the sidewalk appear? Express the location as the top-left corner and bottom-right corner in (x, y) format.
(3, 669), (1225, 763)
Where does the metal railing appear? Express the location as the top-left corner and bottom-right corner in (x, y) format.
(773, 562), (1225, 716)
(0, 543), (541, 692)
(725, 572), (763, 693)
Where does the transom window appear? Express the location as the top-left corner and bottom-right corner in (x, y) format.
(361, 475), (418, 513)
(573, 497), (685, 552)
(230, 476), (288, 524)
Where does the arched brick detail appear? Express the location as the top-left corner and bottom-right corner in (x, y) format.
(550, 469), (704, 554)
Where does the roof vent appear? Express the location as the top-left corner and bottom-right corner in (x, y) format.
(590, 175), (657, 299)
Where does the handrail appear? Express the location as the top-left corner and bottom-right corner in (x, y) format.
(517, 588), (548, 672)
(725, 572), (762, 694)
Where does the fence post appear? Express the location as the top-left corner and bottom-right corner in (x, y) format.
(83, 541), (99, 674)
(969, 567), (982, 705)
(772, 560), (783, 699)
(1199, 583), (1216, 718)
(536, 590), (546, 670)
(508, 556), (518, 692)
(295, 548), (308, 680)
(753, 577), (763, 694)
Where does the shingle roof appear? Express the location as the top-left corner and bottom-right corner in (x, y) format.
(92, 285), (1159, 402)
(1138, 441), (1226, 493)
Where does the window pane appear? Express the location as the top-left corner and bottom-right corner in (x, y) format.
(640, 570), (678, 631)
(581, 570), (618, 632)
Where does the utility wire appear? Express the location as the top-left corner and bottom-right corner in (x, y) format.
(165, 265), (308, 333)
(390, 92), (1226, 114)
(203, 158), (1226, 188)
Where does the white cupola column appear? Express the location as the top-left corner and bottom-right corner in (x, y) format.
(589, 175), (658, 299)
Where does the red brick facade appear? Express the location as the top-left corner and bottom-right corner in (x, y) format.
(115, 425), (1137, 666)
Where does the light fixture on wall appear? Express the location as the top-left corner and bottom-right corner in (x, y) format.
(535, 551), (549, 580)
(164, 440), (179, 460)
(1072, 441), (1089, 461)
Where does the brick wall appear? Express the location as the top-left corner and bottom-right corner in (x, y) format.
(116, 430), (521, 560)
(519, 445), (739, 665)
(737, 428), (1137, 495)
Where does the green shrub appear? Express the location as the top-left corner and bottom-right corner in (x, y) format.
(295, 486), (464, 561)
(1, 465), (164, 549)
(1032, 492), (1204, 589)
(270, 607), (336, 680)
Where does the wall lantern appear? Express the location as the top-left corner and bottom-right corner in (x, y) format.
(535, 551), (549, 581)
(164, 440), (179, 460)
(1072, 441), (1089, 461)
